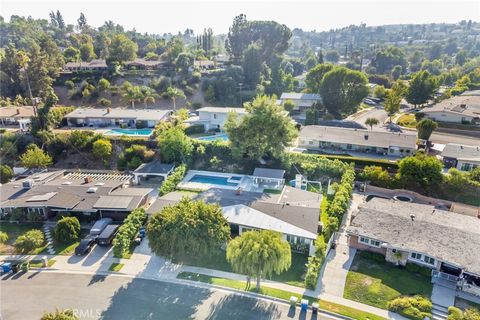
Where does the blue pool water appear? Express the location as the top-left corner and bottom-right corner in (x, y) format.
(105, 128), (153, 136)
(195, 133), (229, 142)
(189, 174), (239, 186)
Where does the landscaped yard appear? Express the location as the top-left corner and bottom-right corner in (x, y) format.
(48, 227), (90, 255)
(174, 247), (308, 287)
(396, 114), (417, 128)
(0, 222), (45, 254)
(178, 272), (386, 320)
(108, 262), (124, 272)
(344, 251), (433, 309)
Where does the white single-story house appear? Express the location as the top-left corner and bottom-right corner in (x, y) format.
(252, 168), (286, 190)
(279, 92), (322, 111)
(422, 93), (480, 124)
(65, 108), (173, 128)
(441, 143), (480, 171)
(185, 107), (247, 131)
(298, 125), (417, 157)
(0, 106), (35, 130)
(63, 59), (108, 72)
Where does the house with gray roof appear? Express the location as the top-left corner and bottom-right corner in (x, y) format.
(298, 125), (417, 157)
(441, 143), (480, 171)
(0, 170), (152, 221)
(279, 92), (322, 111)
(63, 59), (108, 72)
(347, 198), (480, 299)
(147, 186), (321, 255)
(422, 93), (480, 124)
(65, 108), (172, 128)
(185, 107), (247, 132)
(133, 161), (175, 184)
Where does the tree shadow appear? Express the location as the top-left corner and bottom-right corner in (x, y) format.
(100, 278), (212, 320)
(204, 294), (284, 320)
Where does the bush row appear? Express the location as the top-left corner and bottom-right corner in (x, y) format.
(387, 295), (432, 320)
(112, 208), (147, 257)
(158, 164), (187, 196)
(185, 124), (205, 135)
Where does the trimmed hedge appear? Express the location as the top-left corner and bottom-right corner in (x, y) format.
(158, 164), (187, 196)
(112, 208), (147, 258)
(185, 124), (205, 135)
(387, 295), (432, 320)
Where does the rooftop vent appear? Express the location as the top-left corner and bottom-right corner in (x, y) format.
(62, 181), (72, 185)
(95, 182), (105, 186)
(84, 176), (93, 184)
(22, 179), (33, 189)
(460, 104), (466, 108)
(410, 214), (415, 221)
(364, 134), (369, 140)
(86, 187), (98, 193)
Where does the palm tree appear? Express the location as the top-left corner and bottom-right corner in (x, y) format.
(140, 86), (159, 107)
(365, 117), (379, 130)
(166, 87), (185, 111)
(122, 85), (142, 108)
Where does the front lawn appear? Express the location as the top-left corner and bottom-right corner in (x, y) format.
(109, 262), (124, 272)
(0, 222), (45, 254)
(344, 251), (433, 309)
(397, 114), (417, 128)
(174, 247), (308, 287)
(47, 228), (90, 255)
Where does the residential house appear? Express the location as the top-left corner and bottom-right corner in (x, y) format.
(124, 58), (168, 70)
(252, 168), (285, 190)
(133, 161), (175, 184)
(441, 143), (480, 171)
(279, 92), (322, 111)
(194, 60), (215, 70)
(298, 125), (417, 157)
(0, 170), (152, 220)
(185, 107), (247, 131)
(63, 59), (108, 72)
(147, 186), (322, 256)
(0, 106), (35, 130)
(64, 108), (172, 128)
(347, 198), (480, 301)
(422, 92), (480, 124)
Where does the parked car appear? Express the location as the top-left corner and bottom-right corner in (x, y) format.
(75, 236), (96, 255)
(90, 218), (113, 236)
(97, 224), (120, 246)
(363, 99), (376, 106)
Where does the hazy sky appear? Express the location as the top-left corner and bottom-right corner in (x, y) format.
(1, 0), (479, 35)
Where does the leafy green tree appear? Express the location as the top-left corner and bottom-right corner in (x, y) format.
(324, 50), (340, 63)
(68, 130), (94, 150)
(391, 65), (403, 80)
(14, 229), (44, 253)
(54, 216), (80, 242)
(0, 164), (14, 183)
(92, 139), (112, 164)
(319, 67), (369, 118)
(165, 87), (186, 111)
(98, 78), (110, 91)
(175, 52), (193, 75)
(121, 83), (142, 108)
(157, 127), (193, 163)
(373, 85), (387, 99)
(242, 44), (263, 88)
(469, 167), (480, 183)
(41, 308), (79, 320)
(282, 99), (296, 114)
(384, 91), (402, 121)
(147, 198), (230, 259)
(227, 230), (291, 290)
(365, 117), (379, 130)
(108, 34), (138, 64)
(455, 50), (468, 66)
(140, 86), (159, 107)
(405, 70), (438, 107)
(305, 63), (334, 93)
(372, 46), (407, 74)
(416, 118), (438, 141)
(225, 95), (298, 160)
(397, 153), (443, 192)
(63, 46), (80, 62)
(20, 144), (53, 168)
(0, 231), (8, 244)
(79, 42), (96, 61)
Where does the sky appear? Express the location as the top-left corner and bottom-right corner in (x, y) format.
(1, 0), (479, 35)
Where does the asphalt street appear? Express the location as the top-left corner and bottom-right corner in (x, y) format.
(0, 272), (337, 320)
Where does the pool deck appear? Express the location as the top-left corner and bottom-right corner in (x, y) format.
(178, 170), (261, 192)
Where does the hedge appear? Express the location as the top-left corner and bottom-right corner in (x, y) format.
(185, 124), (205, 135)
(387, 295), (432, 320)
(112, 208), (147, 258)
(158, 164), (187, 196)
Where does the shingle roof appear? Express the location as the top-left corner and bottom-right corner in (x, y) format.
(423, 95), (480, 118)
(125, 58), (166, 67)
(299, 125), (417, 149)
(347, 198), (480, 275)
(253, 168), (285, 180)
(64, 59), (107, 69)
(197, 107), (247, 114)
(65, 108), (172, 121)
(0, 106), (35, 118)
(280, 92), (321, 100)
(134, 161), (174, 175)
(441, 143), (480, 162)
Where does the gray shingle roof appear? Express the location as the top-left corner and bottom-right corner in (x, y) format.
(134, 161), (174, 174)
(441, 143), (480, 162)
(280, 92), (321, 100)
(65, 108), (172, 121)
(300, 125), (417, 149)
(347, 198), (480, 275)
(423, 95), (480, 118)
(253, 168), (285, 180)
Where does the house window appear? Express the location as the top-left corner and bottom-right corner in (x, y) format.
(423, 255), (435, 265)
(461, 163), (472, 171)
(392, 249), (397, 253)
(213, 114), (217, 119)
(359, 237), (369, 245)
(347, 144), (353, 150)
(369, 239), (381, 247)
(411, 252), (422, 260)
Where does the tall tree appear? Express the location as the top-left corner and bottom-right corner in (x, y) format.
(226, 230), (291, 290)
(397, 153), (443, 192)
(225, 95), (298, 160)
(108, 34), (138, 64)
(319, 66), (369, 118)
(242, 44), (263, 88)
(305, 63), (334, 94)
(77, 13), (87, 31)
(405, 70), (437, 107)
(165, 87), (185, 111)
(20, 144), (53, 168)
(147, 198), (230, 259)
(416, 118), (438, 141)
(157, 127), (193, 163)
(365, 117), (379, 130)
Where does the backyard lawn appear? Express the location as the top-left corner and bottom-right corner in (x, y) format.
(0, 222), (45, 254)
(174, 247), (308, 287)
(344, 251), (433, 309)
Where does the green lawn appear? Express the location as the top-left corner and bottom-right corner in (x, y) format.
(397, 114), (417, 128)
(29, 259), (56, 268)
(108, 262), (124, 272)
(174, 248), (308, 287)
(113, 242), (136, 259)
(46, 228), (90, 256)
(344, 251), (433, 309)
(0, 222), (45, 254)
(178, 272), (386, 320)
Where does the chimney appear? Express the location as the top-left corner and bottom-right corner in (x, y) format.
(460, 104), (466, 109)
(84, 176), (93, 184)
(16, 108), (20, 115)
(364, 134), (369, 140)
(235, 187), (242, 195)
(410, 214), (415, 221)
(107, 107), (111, 113)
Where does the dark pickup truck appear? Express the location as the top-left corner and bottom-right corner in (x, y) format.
(97, 224), (119, 246)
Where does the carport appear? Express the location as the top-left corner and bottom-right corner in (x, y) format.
(133, 161), (175, 185)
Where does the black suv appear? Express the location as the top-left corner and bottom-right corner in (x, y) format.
(74, 236), (96, 255)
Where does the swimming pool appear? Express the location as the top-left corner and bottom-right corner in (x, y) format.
(189, 174), (240, 186)
(105, 128), (153, 137)
(195, 133), (229, 142)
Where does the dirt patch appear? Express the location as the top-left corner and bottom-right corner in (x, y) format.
(361, 277), (373, 286)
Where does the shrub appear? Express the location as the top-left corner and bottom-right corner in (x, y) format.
(0, 231), (8, 244)
(112, 208), (147, 257)
(54, 216), (80, 242)
(405, 263), (432, 277)
(92, 139), (112, 165)
(387, 295), (432, 320)
(0, 164), (14, 183)
(14, 229), (44, 253)
(98, 98), (112, 107)
(447, 306), (480, 320)
(65, 80), (75, 90)
(305, 256), (323, 289)
(158, 164), (187, 196)
(41, 308), (79, 320)
(185, 124), (205, 135)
